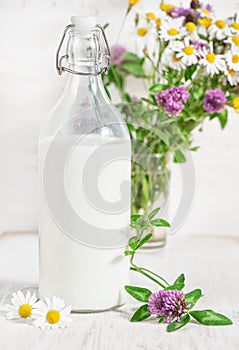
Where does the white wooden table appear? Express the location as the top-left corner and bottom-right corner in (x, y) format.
(0, 232), (239, 350)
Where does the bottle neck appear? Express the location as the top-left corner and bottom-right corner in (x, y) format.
(66, 28), (106, 76)
(63, 28), (109, 108)
(66, 73), (106, 105)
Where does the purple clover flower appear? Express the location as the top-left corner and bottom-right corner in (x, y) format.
(156, 86), (190, 117)
(203, 89), (226, 114)
(171, 7), (194, 18)
(192, 40), (209, 51)
(110, 45), (126, 65)
(205, 4), (213, 12)
(131, 96), (140, 103)
(170, 7), (194, 23)
(148, 290), (188, 323)
(193, 41), (210, 59)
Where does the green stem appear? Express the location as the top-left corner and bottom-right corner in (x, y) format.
(115, 8), (130, 45)
(140, 268), (170, 286)
(130, 267), (167, 288)
(129, 249), (169, 288)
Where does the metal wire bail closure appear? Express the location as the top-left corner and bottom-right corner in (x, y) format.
(56, 23), (111, 76)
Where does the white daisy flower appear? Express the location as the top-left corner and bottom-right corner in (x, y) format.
(172, 37), (198, 66)
(208, 19), (230, 40)
(6, 290), (42, 320)
(224, 35), (239, 50)
(229, 21), (239, 35)
(182, 22), (199, 41)
(159, 18), (183, 42)
(225, 66), (239, 86)
(136, 8), (167, 31)
(161, 48), (185, 71)
(199, 42), (226, 76)
(153, 11), (167, 31)
(225, 48), (239, 71)
(199, 7), (213, 18)
(32, 296), (72, 329)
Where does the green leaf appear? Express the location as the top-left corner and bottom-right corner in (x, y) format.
(165, 274), (185, 290)
(124, 250), (134, 256)
(121, 52), (142, 63)
(141, 97), (157, 106)
(189, 310), (233, 326)
(128, 236), (139, 250)
(173, 273), (185, 285)
(122, 62), (145, 78)
(109, 66), (125, 90)
(184, 65), (197, 81)
(130, 304), (151, 322)
(137, 233), (153, 249)
(218, 108), (228, 129)
(190, 146), (200, 152)
(174, 149), (186, 163)
(126, 122), (135, 133)
(209, 112), (219, 120)
(148, 207), (161, 220)
(193, 87), (204, 100)
(150, 218), (170, 227)
(131, 214), (141, 222)
(125, 285), (152, 302)
(167, 314), (191, 332)
(149, 84), (168, 93)
(185, 289), (202, 309)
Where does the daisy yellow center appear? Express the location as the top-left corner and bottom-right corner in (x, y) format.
(199, 17), (212, 28)
(216, 20), (226, 29)
(202, 9), (210, 15)
(232, 96), (239, 111)
(168, 28), (178, 36)
(137, 27), (147, 36)
(206, 53), (215, 63)
(173, 53), (181, 62)
(155, 18), (162, 28)
(46, 310), (61, 324)
(18, 304), (32, 318)
(146, 12), (156, 21)
(183, 46), (194, 55)
(232, 36), (239, 46)
(228, 69), (235, 76)
(160, 2), (173, 14)
(129, 0), (140, 6)
(231, 22), (239, 30)
(232, 55), (239, 63)
(185, 22), (196, 33)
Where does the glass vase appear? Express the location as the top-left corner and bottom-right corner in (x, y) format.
(131, 153), (172, 249)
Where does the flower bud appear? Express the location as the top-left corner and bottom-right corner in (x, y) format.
(190, 0), (200, 9)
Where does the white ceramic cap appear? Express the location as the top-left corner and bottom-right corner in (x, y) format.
(71, 16), (97, 30)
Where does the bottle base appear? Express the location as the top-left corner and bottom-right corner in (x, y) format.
(71, 303), (125, 314)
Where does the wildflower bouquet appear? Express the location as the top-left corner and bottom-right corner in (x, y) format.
(104, 0), (239, 216)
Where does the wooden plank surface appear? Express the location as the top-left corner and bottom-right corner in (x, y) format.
(0, 232), (238, 350)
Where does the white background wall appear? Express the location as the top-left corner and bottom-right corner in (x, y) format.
(0, 0), (239, 235)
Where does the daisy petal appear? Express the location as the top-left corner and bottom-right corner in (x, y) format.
(16, 291), (25, 304)
(45, 298), (52, 310)
(29, 293), (37, 306)
(25, 291), (31, 304)
(60, 305), (72, 317)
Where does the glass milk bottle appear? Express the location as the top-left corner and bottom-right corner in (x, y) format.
(38, 17), (131, 312)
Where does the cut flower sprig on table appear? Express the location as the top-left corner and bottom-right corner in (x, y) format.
(124, 209), (233, 332)
(104, 0), (239, 214)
